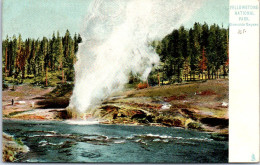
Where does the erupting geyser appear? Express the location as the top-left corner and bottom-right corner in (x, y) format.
(68, 0), (203, 116)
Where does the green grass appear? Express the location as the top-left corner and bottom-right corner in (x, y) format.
(128, 79), (228, 98)
(47, 83), (74, 97)
(3, 70), (66, 87)
(187, 121), (204, 131)
(4, 109), (34, 118)
(14, 137), (24, 146)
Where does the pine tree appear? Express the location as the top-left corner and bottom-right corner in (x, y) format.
(188, 28), (197, 80)
(198, 47), (207, 79)
(50, 32), (56, 71)
(10, 35), (18, 78)
(74, 33), (79, 54)
(56, 31), (64, 83)
(35, 39), (42, 77)
(3, 36), (9, 77)
(224, 29), (229, 78)
(27, 39), (36, 76)
(25, 38), (33, 75)
(21, 39), (31, 79)
(207, 24), (217, 79)
(178, 26), (188, 82)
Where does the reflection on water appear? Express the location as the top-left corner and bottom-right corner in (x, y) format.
(3, 120), (228, 163)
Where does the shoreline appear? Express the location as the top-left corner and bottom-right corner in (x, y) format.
(3, 117), (228, 137)
(2, 132), (29, 162)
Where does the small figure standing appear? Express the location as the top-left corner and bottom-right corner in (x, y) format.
(11, 99), (14, 105)
(31, 102), (35, 108)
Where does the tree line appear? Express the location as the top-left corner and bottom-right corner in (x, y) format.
(149, 22), (229, 85)
(3, 22), (229, 88)
(2, 30), (82, 86)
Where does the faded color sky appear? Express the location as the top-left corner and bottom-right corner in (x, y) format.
(2, 0), (229, 39)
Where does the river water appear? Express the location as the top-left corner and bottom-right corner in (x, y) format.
(3, 120), (228, 163)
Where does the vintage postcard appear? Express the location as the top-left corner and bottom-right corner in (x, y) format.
(1, 0), (259, 163)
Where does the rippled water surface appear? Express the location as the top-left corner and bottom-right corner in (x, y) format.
(3, 120), (228, 163)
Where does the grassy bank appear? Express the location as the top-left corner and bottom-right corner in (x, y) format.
(97, 79), (228, 134)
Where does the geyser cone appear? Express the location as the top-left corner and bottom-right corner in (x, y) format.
(69, 0), (204, 114)
(66, 107), (85, 119)
(67, 105), (100, 120)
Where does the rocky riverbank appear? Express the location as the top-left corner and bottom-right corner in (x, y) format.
(2, 133), (29, 162)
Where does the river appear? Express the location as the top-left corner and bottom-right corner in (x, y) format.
(3, 119), (228, 163)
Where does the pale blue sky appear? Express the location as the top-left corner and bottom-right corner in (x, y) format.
(184, 0), (229, 28)
(2, 0), (229, 39)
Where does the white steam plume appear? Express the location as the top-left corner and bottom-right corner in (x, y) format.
(69, 0), (204, 113)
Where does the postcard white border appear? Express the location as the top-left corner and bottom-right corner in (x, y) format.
(229, 0), (259, 163)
